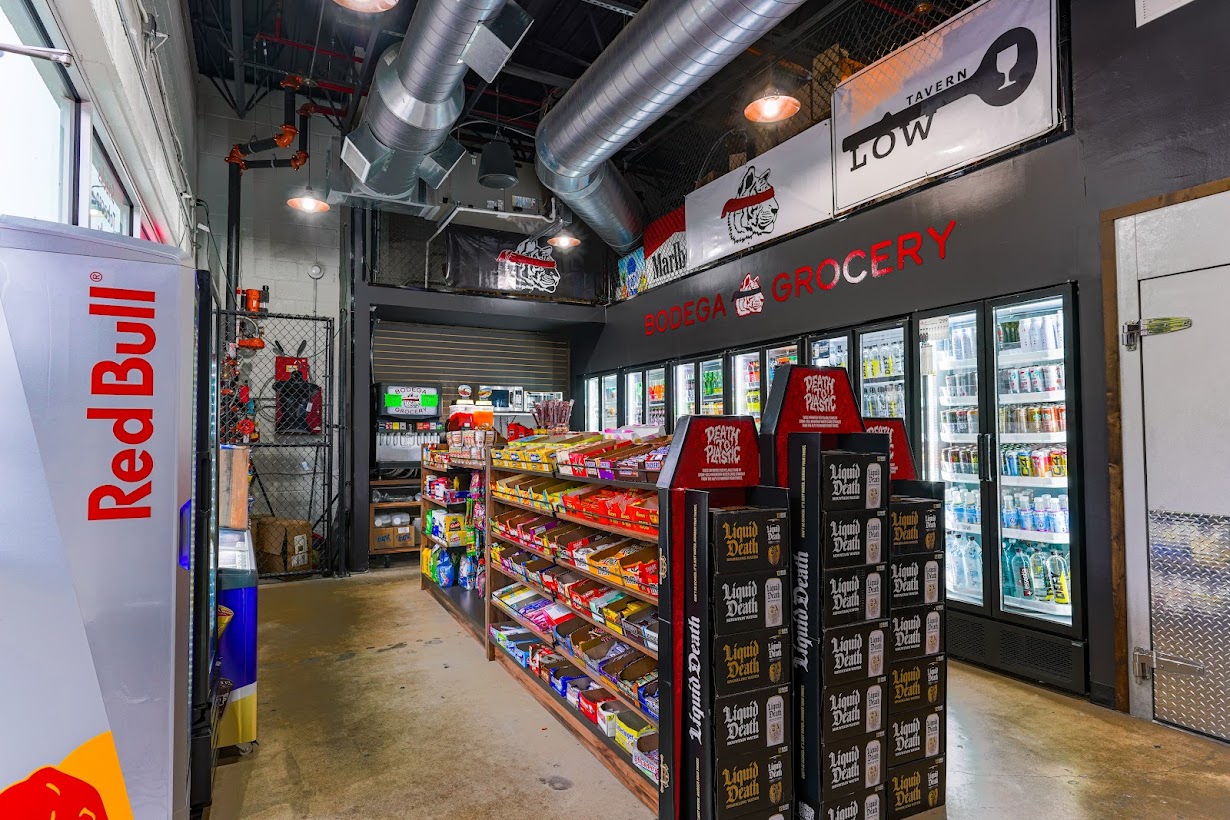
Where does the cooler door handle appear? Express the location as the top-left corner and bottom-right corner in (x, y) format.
(980, 433), (994, 483)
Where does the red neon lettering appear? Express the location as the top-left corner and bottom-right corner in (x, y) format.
(771, 272), (792, 302)
(843, 249), (868, 284)
(645, 315), (655, 336)
(88, 483), (152, 520)
(817, 259), (841, 291)
(897, 232), (924, 268)
(871, 240), (894, 278)
(683, 301), (695, 326)
(86, 407), (154, 445)
(89, 286), (156, 302)
(112, 449), (153, 484)
(712, 294), (727, 319)
(928, 220), (956, 259)
(795, 265), (814, 297)
(91, 358), (154, 396)
(669, 306), (682, 329)
(115, 322), (157, 355)
(657, 310), (668, 333)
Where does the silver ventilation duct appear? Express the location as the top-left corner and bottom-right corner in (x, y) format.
(343, 0), (531, 199)
(536, 0), (809, 253)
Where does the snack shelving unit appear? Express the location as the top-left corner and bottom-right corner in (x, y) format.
(482, 433), (671, 812)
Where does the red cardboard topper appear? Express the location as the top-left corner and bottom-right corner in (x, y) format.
(862, 417), (918, 480)
(658, 414), (761, 489)
(758, 364), (865, 487)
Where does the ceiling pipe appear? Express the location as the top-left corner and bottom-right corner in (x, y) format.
(535, 0), (810, 253)
(341, 0), (532, 199)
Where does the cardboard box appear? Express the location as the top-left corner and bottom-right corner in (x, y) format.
(370, 525), (417, 553)
(254, 517), (313, 573)
(799, 784), (886, 820)
(887, 656), (946, 715)
(888, 605), (944, 662)
(218, 445), (249, 530)
(886, 705), (945, 769)
(820, 564), (886, 628)
(818, 730), (886, 800)
(713, 747), (793, 820)
(820, 509), (887, 568)
(888, 498), (943, 556)
(888, 553), (943, 610)
(713, 627), (791, 697)
(818, 676), (886, 743)
(713, 569), (788, 635)
(804, 620), (887, 685)
(714, 685), (791, 758)
(820, 451), (888, 511)
(710, 506), (790, 574)
(885, 756), (945, 819)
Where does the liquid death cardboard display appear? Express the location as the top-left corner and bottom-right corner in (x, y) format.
(763, 364), (945, 820)
(658, 415), (793, 820)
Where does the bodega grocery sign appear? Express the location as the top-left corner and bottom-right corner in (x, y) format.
(832, 0), (1057, 211)
(687, 119), (834, 269)
(644, 219), (956, 336)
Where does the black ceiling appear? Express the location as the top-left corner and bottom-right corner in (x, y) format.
(189, 0), (972, 218)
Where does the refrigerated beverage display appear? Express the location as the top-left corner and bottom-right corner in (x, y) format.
(766, 344), (798, 394)
(602, 374), (618, 428)
(647, 367), (666, 427)
(675, 363), (696, 421)
(586, 377), (600, 431)
(626, 372), (644, 426)
(860, 325), (908, 426)
(810, 336), (850, 369)
(732, 351), (762, 425)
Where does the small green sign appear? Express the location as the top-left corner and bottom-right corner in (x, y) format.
(421, 393), (439, 407)
(384, 394), (403, 408)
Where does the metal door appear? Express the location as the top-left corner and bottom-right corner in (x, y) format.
(1137, 265), (1230, 741)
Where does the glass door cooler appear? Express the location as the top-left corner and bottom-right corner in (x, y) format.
(917, 306), (985, 608)
(915, 285), (1085, 694)
(647, 365), (667, 429)
(600, 372), (619, 430)
(765, 341), (799, 398)
(731, 348), (763, 425)
(624, 370), (645, 426)
(673, 361), (697, 424)
(857, 320), (911, 427)
(585, 377), (600, 430)
(808, 331), (852, 371)
(698, 357), (725, 416)
(990, 290), (1079, 631)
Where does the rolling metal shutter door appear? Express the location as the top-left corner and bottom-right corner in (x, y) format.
(371, 321), (571, 412)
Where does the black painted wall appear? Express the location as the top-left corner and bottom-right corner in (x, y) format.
(575, 0), (1230, 706)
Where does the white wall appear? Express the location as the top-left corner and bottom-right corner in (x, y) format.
(195, 78), (342, 319)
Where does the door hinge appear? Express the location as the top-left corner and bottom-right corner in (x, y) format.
(1132, 647), (1205, 680)
(1122, 317), (1192, 351)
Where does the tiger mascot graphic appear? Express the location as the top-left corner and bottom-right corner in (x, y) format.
(722, 165), (779, 244)
(496, 236), (561, 293)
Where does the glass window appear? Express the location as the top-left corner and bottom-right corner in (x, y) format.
(0, 0), (75, 222)
(89, 134), (132, 234)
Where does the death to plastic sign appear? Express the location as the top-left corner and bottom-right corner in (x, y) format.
(831, 0), (1057, 211)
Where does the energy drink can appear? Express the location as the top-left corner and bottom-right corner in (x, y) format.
(1018, 367), (1032, 393)
(1057, 405), (1067, 431)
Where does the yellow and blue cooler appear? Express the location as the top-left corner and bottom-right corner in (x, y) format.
(216, 529), (258, 747)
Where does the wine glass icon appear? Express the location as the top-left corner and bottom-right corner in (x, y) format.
(997, 43), (1020, 90)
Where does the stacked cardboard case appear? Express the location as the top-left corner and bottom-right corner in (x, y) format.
(884, 486), (947, 818)
(683, 502), (793, 820)
(789, 434), (891, 820)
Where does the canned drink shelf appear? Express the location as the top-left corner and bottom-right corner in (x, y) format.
(1000, 475), (1068, 488)
(999, 432), (1067, 444)
(999, 390), (1065, 405)
(940, 471), (979, 484)
(1002, 528), (1070, 545)
(997, 348), (1066, 367)
(939, 395), (979, 407)
(941, 432), (979, 443)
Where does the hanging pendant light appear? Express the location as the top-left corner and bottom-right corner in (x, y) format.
(478, 134), (519, 189)
(547, 230), (580, 250)
(332, 0), (399, 12)
(287, 186), (331, 213)
(744, 61), (802, 124)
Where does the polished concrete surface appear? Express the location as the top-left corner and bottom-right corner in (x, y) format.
(211, 563), (1230, 819)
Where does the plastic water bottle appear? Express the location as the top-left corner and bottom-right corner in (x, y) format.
(966, 541), (982, 589)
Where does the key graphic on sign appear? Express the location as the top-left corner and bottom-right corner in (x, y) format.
(841, 26), (1039, 154)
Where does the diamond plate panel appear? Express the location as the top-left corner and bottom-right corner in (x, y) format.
(1148, 510), (1230, 741)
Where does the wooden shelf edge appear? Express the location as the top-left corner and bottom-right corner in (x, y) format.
(491, 649), (658, 812)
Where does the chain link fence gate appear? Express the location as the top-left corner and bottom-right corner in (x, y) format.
(217, 310), (337, 579)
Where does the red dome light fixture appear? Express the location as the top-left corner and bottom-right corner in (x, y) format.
(744, 90), (801, 124)
(332, 0), (400, 11)
(287, 186), (331, 214)
(547, 231), (580, 250)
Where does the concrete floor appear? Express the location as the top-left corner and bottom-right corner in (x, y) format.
(211, 564), (1230, 819)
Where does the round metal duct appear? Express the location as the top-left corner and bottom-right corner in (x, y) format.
(478, 137), (519, 189)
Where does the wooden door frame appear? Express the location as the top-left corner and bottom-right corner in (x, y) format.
(1101, 177), (1230, 712)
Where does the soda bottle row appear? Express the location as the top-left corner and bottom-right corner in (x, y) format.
(999, 363), (1064, 394)
(940, 407), (980, 435)
(997, 311), (1064, 353)
(998, 403), (1067, 434)
(864, 382), (905, 418)
(1003, 544), (1071, 604)
(1000, 445), (1068, 479)
(947, 326), (978, 362)
(861, 340), (905, 379)
(701, 370), (723, 397)
(942, 445), (979, 476)
(946, 533), (983, 592)
(943, 369), (979, 399)
(647, 380), (666, 401)
(946, 488), (981, 525)
(1001, 491), (1070, 534)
